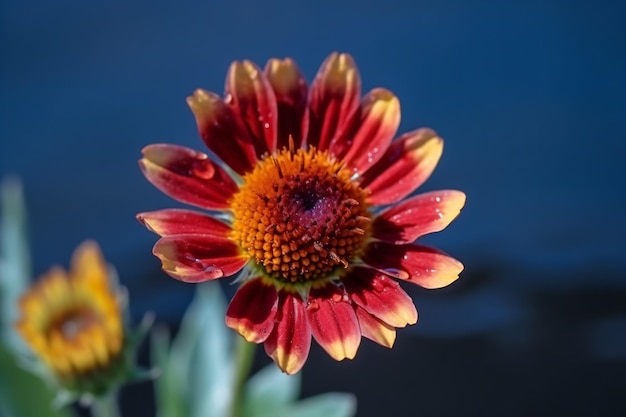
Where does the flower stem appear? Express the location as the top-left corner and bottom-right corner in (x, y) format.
(91, 392), (120, 417)
(230, 336), (256, 417)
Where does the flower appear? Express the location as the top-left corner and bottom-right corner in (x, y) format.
(138, 52), (465, 374)
(15, 241), (128, 395)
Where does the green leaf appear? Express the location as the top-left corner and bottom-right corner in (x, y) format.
(152, 282), (234, 417)
(151, 327), (187, 417)
(0, 177), (32, 351)
(187, 282), (234, 417)
(275, 393), (357, 417)
(0, 342), (74, 417)
(244, 364), (301, 417)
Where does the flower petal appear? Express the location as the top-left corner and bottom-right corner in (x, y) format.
(225, 60), (278, 157)
(306, 285), (361, 361)
(331, 88), (400, 174)
(361, 242), (463, 289)
(226, 278), (278, 343)
(187, 89), (257, 175)
(264, 292), (311, 375)
(355, 306), (396, 348)
(152, 234), (247, 283)
(139, 144), (238, 210)
(137, 209), (231, 238)
(264, 58), (309, 150)
(308, 52), (361, 151)
(343, 267), (417, 328)
(70, 240), (108, 288)
(373, 190), (466, 244)
(360, 128), (444, 206)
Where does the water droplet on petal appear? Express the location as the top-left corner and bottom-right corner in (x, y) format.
(371, 277), (386, 291)
(201, 264), (224, 279)
(381, 268), (410, 280)
(307, 299), (320, 311)
(331, 292), (344, 303)
(188, 256), (224, 279)
(191, 160), (215, 179)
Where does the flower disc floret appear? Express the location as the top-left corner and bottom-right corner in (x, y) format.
(230, 146), (371, 283)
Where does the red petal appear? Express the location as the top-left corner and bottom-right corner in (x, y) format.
(343, 267), (417, 327)
(137, 209), (231, 237)
(308, 52), (361, 151)
(373, 190), (466, 244)
(187, 89), (257, 175)
(360, 128), (444, 206)
(306, 285), (361, 361)
(226, 278), (278, 343)
(139, 144), (238, 210)
(355, 306), (396, 348)
(264, 292), (311, 375)
(225, 60), (278, 157)
(331, 88), (400, 174)
(361, 242), (463, 289)
(152, 234), (247, 283)
(264, 58), (309, 150)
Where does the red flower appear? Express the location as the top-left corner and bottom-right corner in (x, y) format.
(138, 53), (465, 374)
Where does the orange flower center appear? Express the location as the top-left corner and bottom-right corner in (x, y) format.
(231, 146), (371, 283)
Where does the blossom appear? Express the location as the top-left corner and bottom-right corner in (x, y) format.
(138, 52), (465, 374)
(15, 241), (127, 394)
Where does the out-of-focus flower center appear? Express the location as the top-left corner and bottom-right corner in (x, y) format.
(47, 307), (99, 340)
(231, 147), (371, 283)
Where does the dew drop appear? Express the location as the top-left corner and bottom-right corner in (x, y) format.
(331, 292), (343, 303)
(307, 299), (320, 311)
(371, 277), (386, 291)
(190, 257), (225, 279)
(263, 122), (270, 129)
(191, 160), (215, 179)
(201, 265), (224, 279)
(381, 268), (410, 280)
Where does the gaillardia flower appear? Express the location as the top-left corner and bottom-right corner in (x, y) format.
(15, 241), (131, 396)
(138, 52), (465, 374)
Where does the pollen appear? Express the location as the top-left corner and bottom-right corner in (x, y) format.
(230, 145), (371, 283)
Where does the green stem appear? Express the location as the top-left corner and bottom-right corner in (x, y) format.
(230, 336), (256, 417)
(91, 392), (120, 417)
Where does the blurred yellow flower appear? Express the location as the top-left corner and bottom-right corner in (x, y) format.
(15, 241), (124, 383)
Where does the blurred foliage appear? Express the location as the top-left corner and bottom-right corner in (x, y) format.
(152, 282), (234, 417)
(0, 177), (30, 350)
(0, 343), (73, 417)
(0, 177), (73, 417)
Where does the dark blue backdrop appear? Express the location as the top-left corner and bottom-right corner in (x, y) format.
(1, 0), (625, 415)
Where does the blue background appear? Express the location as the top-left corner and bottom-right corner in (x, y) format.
(1, 0), (625, 415)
